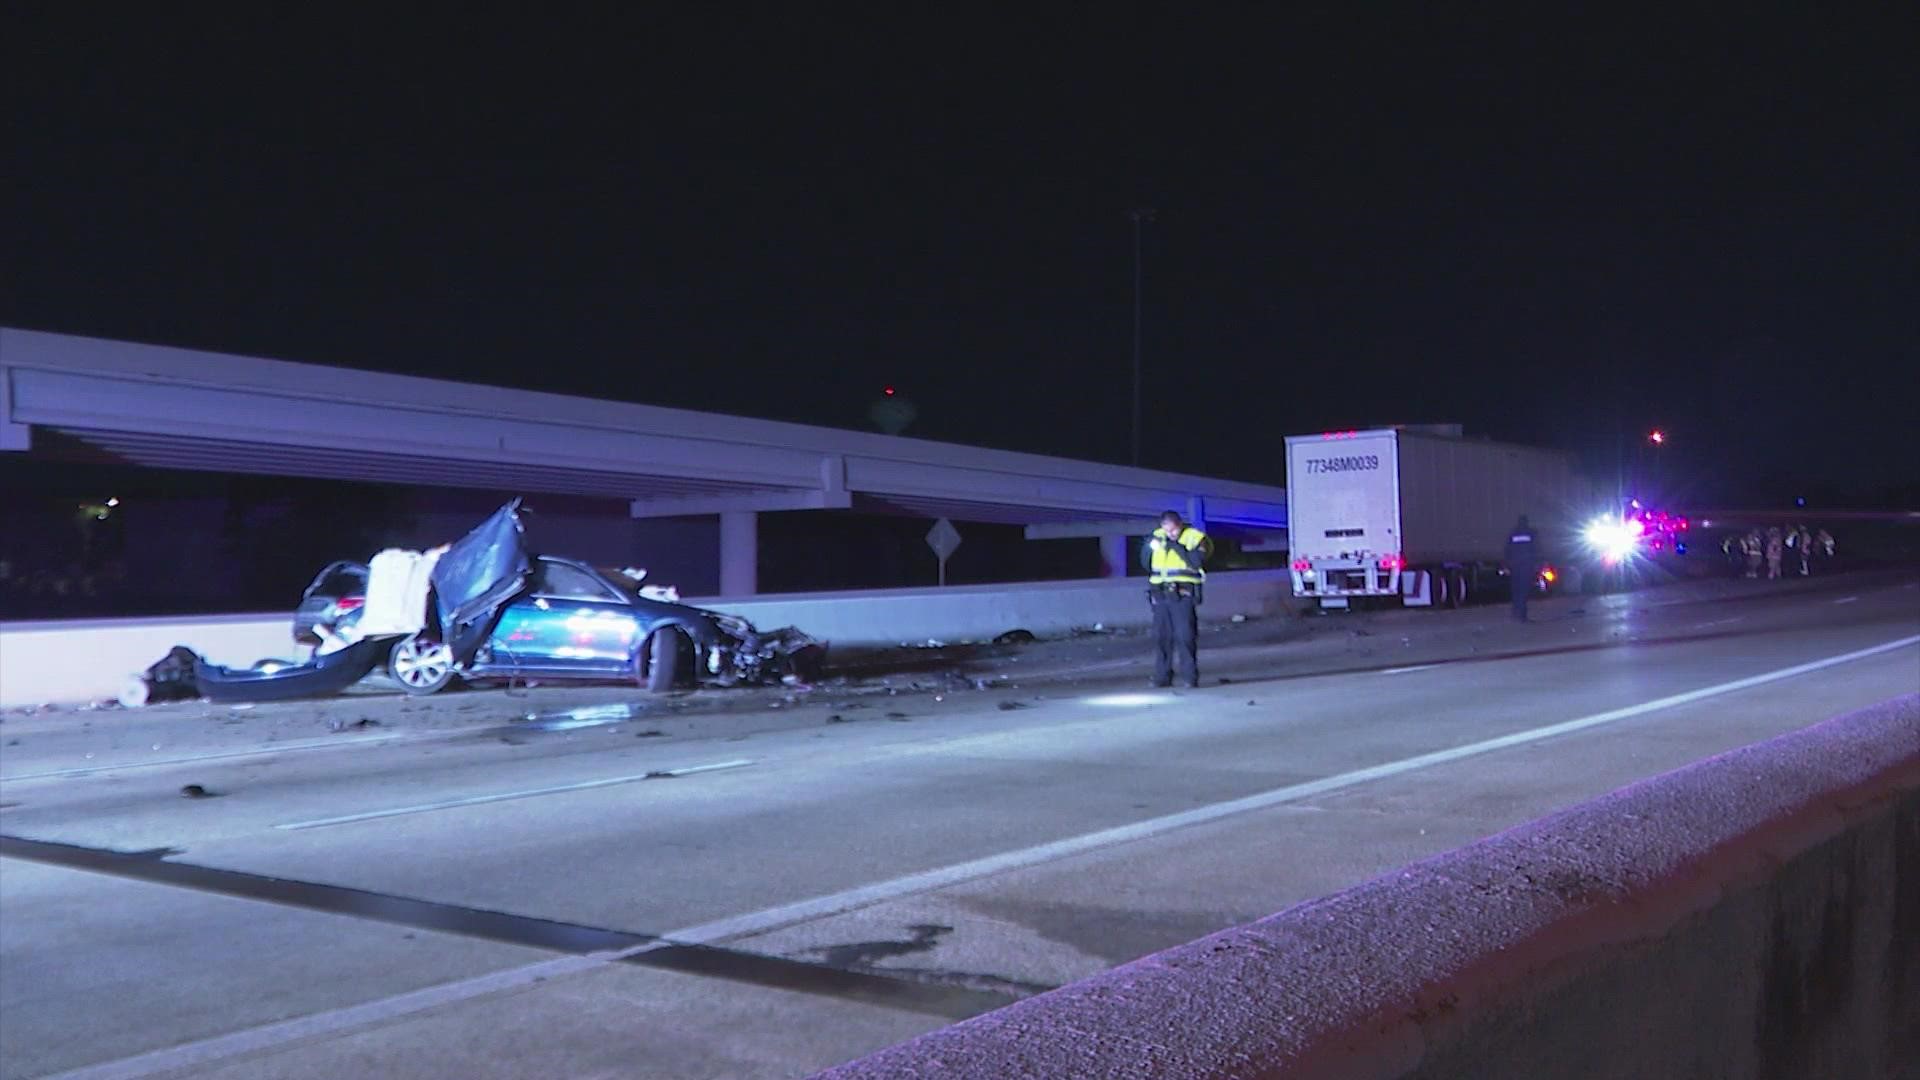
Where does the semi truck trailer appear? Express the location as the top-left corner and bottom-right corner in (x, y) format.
(1285, 426), (1594, 609)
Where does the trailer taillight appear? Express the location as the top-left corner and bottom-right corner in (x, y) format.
(1291, 559), (1312, 572)
(1377, 554), (1405, 571)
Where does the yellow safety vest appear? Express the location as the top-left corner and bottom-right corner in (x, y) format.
(1149, 527), (1211, 586)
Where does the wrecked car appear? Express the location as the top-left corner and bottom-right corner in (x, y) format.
(292, 560), (370, 646)
(309, 500), (825, 696)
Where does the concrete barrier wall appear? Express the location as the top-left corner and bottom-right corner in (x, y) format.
(0, 613), (296, 709)
(0, 570), (1295, 707)
(816, 694), (1920, 1080)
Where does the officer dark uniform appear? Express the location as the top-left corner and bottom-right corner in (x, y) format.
(1505, 515), (1538, 622)
(1142, 510), (1213, 688)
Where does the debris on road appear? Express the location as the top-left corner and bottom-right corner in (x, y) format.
(123, 646), (203, 708)
(179, 784), (219, 799)
(635, 729), (667, 738)
(993, 629), (1037, 645)
(326, 717), (381, 732)
(996, 700), (1031, 711)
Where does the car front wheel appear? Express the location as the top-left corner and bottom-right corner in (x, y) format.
(390, 635), (456, 695)
(641, 629), (684, 693)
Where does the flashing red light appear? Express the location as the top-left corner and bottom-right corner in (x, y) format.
(1648, 430), (1666, 445)
(883, 386), (896, 396)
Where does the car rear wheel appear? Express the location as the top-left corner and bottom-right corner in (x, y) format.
(390, 635), (455, 696)
(642, 629), (683, 693)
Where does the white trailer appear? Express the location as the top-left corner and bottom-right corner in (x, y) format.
(1285, 427), (1592, 609)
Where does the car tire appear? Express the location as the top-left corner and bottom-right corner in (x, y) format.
(390, 635), (455, 696)
(643, 629), (684, 693)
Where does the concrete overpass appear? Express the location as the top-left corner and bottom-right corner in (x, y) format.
(1, 328), (1287, 594)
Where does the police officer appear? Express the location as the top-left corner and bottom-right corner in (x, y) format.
(1142, 510), (1213, 688)
(1505, 515), (1538, 622)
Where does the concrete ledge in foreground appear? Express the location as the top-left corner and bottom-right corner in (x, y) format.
(814, 693), (1920, 1079)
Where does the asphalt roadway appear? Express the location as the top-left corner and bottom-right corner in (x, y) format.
(2, 570), (1917, 1079)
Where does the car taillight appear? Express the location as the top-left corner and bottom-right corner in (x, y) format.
(334, 596), (365, 612)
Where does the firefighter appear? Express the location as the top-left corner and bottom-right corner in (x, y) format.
(1142, 509), (1213, 688)
(1504, 516), (1538, 622)
(1792, 524), (1813, 576)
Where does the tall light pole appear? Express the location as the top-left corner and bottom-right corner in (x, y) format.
(1129, 207), (1155, 467)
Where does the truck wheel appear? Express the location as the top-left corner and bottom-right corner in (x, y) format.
(642, 629), (684, 693)
(1431, 570), (1450, 608)
(1450, 570), (1469, 608)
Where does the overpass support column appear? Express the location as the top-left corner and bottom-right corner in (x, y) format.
(1186, 495), (1208, 533)
(1098, 534), (1129, 578)
(0, 366), (29, 451)
(719, 511), (758, 597)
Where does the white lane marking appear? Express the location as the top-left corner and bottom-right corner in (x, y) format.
(1379, 664), (1440, 675)
(36, 953), (616, 1080)
(43, 632), (1920, 1080)
(651, 632), (1920, 947)
(1, 734), (410, 783)
(273, 760), (753, 830)
(1833, 596), (1859, 605)
(1691, 617), (1743, 629)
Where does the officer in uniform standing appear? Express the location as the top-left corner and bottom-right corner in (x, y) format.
(1505, 515), (1538, 622)
(1143, 509), (1213, 688)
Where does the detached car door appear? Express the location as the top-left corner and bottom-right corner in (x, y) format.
(492, 559), (642, 677)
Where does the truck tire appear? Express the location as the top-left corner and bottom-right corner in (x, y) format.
(1450, 569), (1470, 608)
(1431, 569), (1450, 608)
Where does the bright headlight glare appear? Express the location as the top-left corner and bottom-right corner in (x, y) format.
(1583, 517), (1641, 563)
(1085, 693), (1177, 708)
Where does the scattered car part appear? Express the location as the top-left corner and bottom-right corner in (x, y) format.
(190, 637), (391, 703)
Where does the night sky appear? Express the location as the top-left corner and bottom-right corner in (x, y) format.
(4, 8), (1913, 503)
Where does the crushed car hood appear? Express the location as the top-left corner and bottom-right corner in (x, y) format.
(432, 499), (531, 660)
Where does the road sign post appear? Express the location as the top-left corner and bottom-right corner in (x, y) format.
(925, 518), (962, 587)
